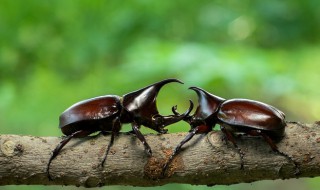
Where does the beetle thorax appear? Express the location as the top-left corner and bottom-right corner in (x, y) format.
(118, 97), (134, 123)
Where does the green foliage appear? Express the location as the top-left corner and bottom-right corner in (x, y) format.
(0, 0), (320, 189)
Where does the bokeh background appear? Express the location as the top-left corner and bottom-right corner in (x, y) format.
(1, 0), (320, 189)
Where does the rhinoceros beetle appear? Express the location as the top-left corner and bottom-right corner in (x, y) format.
(163, 86), (300, 175)
(46, 79), (193, 180)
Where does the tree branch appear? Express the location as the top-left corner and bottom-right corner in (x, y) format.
(1, 122), (320, 187)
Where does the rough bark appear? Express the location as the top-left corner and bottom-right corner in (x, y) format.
(1, 121), (320, 187)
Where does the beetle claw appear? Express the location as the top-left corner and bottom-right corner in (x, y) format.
(146, 149), (152, 157)
(159, 128), (168, 134)
(48, 175), (53, 181)
(294, 167), (301, 176)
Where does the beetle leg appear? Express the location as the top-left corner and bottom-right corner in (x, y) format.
(47, 130), (92, 180)
(131, 121), (152, 156)
(255, 130), (300, 175)
(162, 126), (200, 177)
(220, 124), (245, 169)
(101, 117), (121, 167)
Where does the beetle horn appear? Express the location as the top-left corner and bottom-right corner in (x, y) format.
(188, 86), (225, 119)
(122, 78), (183, 114)
(172, 100), (193, 121)
(122, 79), (188, 132)
(160, 100), (194, 127)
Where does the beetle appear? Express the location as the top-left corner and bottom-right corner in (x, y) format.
(163, 86), (299, 176)
(46, 79), (193, 180)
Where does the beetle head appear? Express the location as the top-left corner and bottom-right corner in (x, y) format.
(185, 87), (225, 128)
(122, 79), (193, 133)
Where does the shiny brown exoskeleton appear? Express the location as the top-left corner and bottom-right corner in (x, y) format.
(163, 86), (299, 176)
(47, 79), (193, 180)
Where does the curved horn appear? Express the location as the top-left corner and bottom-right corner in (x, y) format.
(159, 100), (194, 127)
(188, 86), (225, 119)
(122, 78), (184, 114)
(122, 79), (188, 133)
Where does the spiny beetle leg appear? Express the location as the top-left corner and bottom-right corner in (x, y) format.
(47, 130), (92, 180)
(132, 121), (152, 156)
(101, 117), (121, 167)
(220, 124), (245, 169)
(258, 131), (301, 175)
(162, 126), (199, 177)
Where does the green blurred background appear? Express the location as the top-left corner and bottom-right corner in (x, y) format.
(1, 0), (319, 189)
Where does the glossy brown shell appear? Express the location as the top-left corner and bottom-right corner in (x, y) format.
(59, 95), (121, 134)
(217, 99), (286, 138)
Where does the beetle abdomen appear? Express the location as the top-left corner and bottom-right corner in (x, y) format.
(60, 118), (115, 135)
(59, 95), (121, 130)
(217, 99), (286, 137)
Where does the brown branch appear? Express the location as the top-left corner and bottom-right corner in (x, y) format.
(1, 122), (320, 187)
